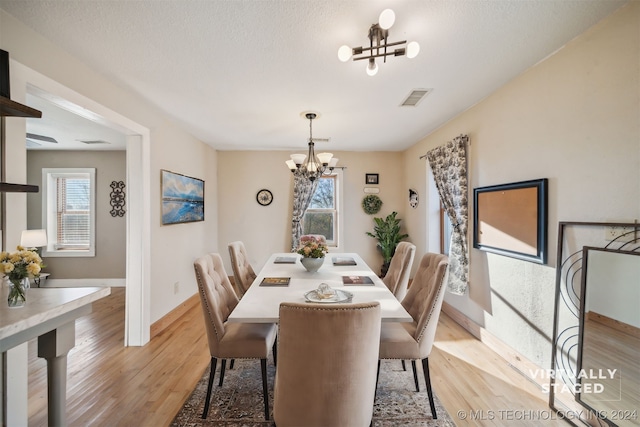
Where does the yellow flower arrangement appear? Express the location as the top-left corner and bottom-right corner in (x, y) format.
(1, 246), (43, 306)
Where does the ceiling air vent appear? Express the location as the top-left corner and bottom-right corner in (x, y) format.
(79, 139), (111, 145)
(400, 88), (432, 107)
(26, 133), (58, 144)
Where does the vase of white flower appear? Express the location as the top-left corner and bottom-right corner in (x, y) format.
(1, 246), (43, 307)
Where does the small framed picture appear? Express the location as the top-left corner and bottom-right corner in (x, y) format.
(365, 173), (379, 185)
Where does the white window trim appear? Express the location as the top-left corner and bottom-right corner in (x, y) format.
(303, 170), (343, 250)
(41, 167), (96, 257)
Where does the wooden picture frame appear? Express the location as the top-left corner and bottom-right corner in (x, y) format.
(365, 173), (379, 185)
(161, 169), (204, 225)
(473, 178), (548, 264)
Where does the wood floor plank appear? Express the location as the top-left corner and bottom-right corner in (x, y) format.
(26, 287), (564, 426)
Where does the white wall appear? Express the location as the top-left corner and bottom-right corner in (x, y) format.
(403, 2), (640, 368)
(0, 9), (219, 324)
(585, 249), (640, 328)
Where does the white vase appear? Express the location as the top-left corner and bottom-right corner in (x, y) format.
(300, 257), (324, 273)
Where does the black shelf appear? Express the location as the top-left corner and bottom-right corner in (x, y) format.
(0, 96), (42, 118)
(0, 182), (39, 193)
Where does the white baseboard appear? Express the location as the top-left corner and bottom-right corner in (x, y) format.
(41, 278), (125, 288)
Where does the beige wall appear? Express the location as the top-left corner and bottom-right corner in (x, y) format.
(2, 2), (638, 370)
(1, 10), (219, 323)
(403, 2), (639, 368)
(217, 150), (408, 275)
(26, 150), (126, 279)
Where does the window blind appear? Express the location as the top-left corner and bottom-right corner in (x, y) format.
(56, 177), (90, 249)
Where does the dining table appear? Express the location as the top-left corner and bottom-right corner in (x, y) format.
(227, 252), (412, 323)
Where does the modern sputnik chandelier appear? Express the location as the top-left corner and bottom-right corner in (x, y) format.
(338, 9), (420, 76)
(286, 112), (338, 182)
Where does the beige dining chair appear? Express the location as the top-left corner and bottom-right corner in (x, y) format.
(193, 253), (277, 420)
(378, 252), (449, 419)
(382, 241), (416, 301)
(273, 301), (381, 427)
(228, 241), (257, 296)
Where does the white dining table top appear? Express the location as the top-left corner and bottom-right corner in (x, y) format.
(227, 252), (412, 323)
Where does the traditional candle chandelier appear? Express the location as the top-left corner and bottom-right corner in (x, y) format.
(285, 112), (338, 182)
(338, 9), (420, 76)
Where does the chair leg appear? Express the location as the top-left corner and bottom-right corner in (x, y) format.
(202, 357), (217, 419)
(422, 357), (437, 419)
(375, 360), (381, 391)
(401, 360), (407, 371)
(411, 360), (420, 392)
(261, 358), (270, 420)
(272, 339), (278, 367)
(218, 359), (227, 387)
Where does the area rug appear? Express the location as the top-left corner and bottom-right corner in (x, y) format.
(171, 358), (456, 427)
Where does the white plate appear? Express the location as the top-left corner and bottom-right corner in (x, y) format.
(304, 289), (353, 303)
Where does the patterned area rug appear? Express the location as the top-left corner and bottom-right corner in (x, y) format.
(171, 358), (456, 426)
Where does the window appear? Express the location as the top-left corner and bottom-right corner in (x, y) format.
(303, 174), (340, 246)
(42, 168), (96, 257)
(440, 204), (452, 255)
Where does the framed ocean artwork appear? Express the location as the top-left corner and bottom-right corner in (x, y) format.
(161, 170), (204, 225)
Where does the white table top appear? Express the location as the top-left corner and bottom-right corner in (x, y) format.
(227, 253), (412, 323)
(0, 286), (111, 351)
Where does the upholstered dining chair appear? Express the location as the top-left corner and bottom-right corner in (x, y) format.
(228, 241), (257, 296)
(273, 302), (381, 427)
(378, 252), (449, 419)
(193, 253), (277, 420)
(382, 241), (416, 301)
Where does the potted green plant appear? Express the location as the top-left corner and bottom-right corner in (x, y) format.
(365, 211), (409, 277)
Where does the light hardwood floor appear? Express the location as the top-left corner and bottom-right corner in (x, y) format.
(27, 288), (564, 426)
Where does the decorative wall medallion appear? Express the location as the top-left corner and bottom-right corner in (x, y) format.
(409, 189), (418, 208)
(110, 181), (126, 217)
(362, 194), (382, 215)
(256, 189), (273, 206)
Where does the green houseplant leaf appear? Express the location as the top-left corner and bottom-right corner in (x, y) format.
(365, 211), (409, 276)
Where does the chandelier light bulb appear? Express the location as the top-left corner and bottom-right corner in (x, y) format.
(407, 41), (420, 59)
(290, 153), (306, 165)
(285, 159), (297, 171)
(317, 152), (333, 165)
(338, 45), (352, 62)
(366, 59), (378, 76)
(379, 9), (395, 30)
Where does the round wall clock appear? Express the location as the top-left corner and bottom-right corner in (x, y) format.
(256, 189), (273, 206)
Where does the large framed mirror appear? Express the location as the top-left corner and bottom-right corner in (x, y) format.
(577, 247), (640, 426)
(550, 221), (639, 426)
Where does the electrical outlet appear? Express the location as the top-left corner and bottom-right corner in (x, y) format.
(604, 223), (637, 242)
(174, 281), (180, 294)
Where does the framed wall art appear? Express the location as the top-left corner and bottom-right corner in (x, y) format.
(161, 169), (204, 225)
(473, 178), (548, 264)
(365, 173), (379, 185)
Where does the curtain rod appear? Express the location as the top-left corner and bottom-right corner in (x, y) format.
(418, 134), (470, 159)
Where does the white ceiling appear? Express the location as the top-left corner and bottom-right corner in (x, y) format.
(0, 0), (627, 152)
